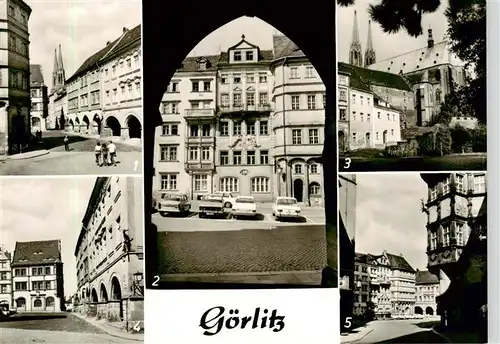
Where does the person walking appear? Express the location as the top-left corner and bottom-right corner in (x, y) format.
(101, 143), (109, 167)
(108, 140), (117, 166)
(94, 142), (102, 166)
(63, 136), (69, 151)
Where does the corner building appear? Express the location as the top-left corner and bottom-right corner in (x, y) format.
(0, 249), (13, 308)
(29, 64), (48, 132)
(74, 177), (144, 325)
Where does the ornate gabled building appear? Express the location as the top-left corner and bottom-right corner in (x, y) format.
(421, 172), (487, 332)
(414, 269), (440, 316)
(29, 64), (49, 132)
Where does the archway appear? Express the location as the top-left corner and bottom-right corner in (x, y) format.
(111, 276), (123, 319)
(46, 297), (55, 311)
(309, 182), (321, 197)
(293, 178), (304, 202)
(100, 284), (109, 302)
(33, 298), (43, 310)
(415, 306), (423, 315)
(91, 288), (98, 303)
(425, 307), (434, 315)
(126, 114), (142, 139)
(16, 297), (26, 310)
(83, 115), (90, 130)
(31, 117), (41, 131)
(69, 119), (74, 131)
(383, 130), (388, 144)
(365, 132), (370, 147)
(93, 114), (102, 135)
(75, 117), (80, 125)
(338, 131), (346, 152)
(105, 116), (121, 137)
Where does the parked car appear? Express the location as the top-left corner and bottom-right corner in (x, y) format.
(232, 196), (257, 219)
(199, 194), (226, 218)
(157, 193), (191, 216)
(213, 191), (236, 208)
(0, 303), (14, 321)
(272, 197), (301, 220)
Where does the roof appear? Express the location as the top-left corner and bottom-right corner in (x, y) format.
(386, 252), (416, 273)
(12, 240), (61, 267)
(272, 35), (305, 60)
(30, 64), (44, 86)
(339, 62), (412, 92)
(0, 250), (11, 261)
(177, 55), (219, 73)
(416, 270), (439, 284)
(67, 24), (141, 83)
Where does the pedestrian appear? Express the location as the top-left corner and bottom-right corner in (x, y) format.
(63, 136), (69, 151)
(101, 143), (108, 167)
(94, 142), (102, 166)
(108, 140), (117, 166)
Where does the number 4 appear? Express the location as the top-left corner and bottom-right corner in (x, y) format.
(133, 321), (141, 332)
(344, 317), (352, 329)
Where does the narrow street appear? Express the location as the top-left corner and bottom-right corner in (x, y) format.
(0, 312), (137, 343)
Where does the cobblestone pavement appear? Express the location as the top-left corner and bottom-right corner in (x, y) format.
(157, 224), (327, 274)
(0, 327), (138, 343)
(162, 271), (322, 284)
(0, 312), (106, 333)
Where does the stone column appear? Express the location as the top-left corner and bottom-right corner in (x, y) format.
(304, 162), (310, 205)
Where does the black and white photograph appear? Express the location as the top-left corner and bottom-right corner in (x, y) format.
(0, 0), (142, 175)
(0, 176), (144, 343)
(146, 16), (337, 289)
(339, 173), (487, 343)
(337, 0), (486, 172)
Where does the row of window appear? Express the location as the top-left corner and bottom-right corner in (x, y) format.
(429, 223), (467, 250)
(220, 92), (269, 107)
(351, 130), (396, 142)
(291, 128), (321, 145)
(14, 266), (53, 277)
(290, 94), (325, 110)
(231, 50), (256, 62)
(8, 34), (29, 57)
(104, 82), (141, 104)
(9, 70), (29, 91)
(161, 121), (270, 137)
(220, 73), (267, 85)
(429, 174), (486, 201)
(14, 281), (54, 291)
(289, 65), (316, 79)
(103, 54), (141, 81)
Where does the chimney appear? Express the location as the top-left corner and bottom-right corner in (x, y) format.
(427, 28), (434, 48)
(123, 27), (129, 33)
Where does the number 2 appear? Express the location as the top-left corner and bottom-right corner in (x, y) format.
(344, 316), (352, 329)
(343, 158), (351, 169)
(134, 160), (139, 172)
(152, 275), (160, 287)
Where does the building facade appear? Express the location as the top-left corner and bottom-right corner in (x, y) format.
(369, 253), (392, 319)
(353, 253), (371, 316)
(414, 270), (439, 316)
(0, 0), (32, 155)
(11, 240), (64, 312)
(0, 249), (12, 308)
(29, 64), (49, 132)
(74, 177), (144, 325)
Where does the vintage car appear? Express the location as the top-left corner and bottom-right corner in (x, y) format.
(157, 193), (191, 216)
(213, 191), (236, 208)
(0, 303), (15, 321)
(232, 196), (257, 219)
(272, 197), (301, 220)
(199, 194), (226, 218)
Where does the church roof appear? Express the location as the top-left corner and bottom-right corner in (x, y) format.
(416, 270), (439, 284)
(12, 240), (62, 267)
(30, 64), (44, 86)
(339, 62), (412, 92)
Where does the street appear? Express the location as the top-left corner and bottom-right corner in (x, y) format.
(153, 202), (329, 284)
(0, 131), (142, 175)
(0, 312), (137, 343)
(341, 318), (446, 343)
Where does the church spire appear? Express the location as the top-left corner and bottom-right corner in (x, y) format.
(364, 20), (376, 67)
(52, 45), (66, 92)
(349, 10), (363, 67)
(53, 49), (59, 74)
(58, 44), (64, 70)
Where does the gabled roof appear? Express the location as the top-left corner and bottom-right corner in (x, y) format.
(228, 34), (259, 50)
(100, 24), (141, 63)
(0, 250), (11, 261)
(177, 55), (219, 73)
(416, 270), (439, 284)
(12, 240), (61, 267)
(30, 64), (44, 86)
(339, 62), (412, 92)
(272, 35), (305, 60)
(386, 252), (416, 273)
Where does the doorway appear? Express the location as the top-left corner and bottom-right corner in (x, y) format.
(293, 179), (303, 202)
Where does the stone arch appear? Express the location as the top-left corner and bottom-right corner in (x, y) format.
(75, 117), (80, 125)
(415, 306), (423, 315)
(100, 283), (109, 302)
(91, 288), (98, 302)
(16, 297), (26, 310)
(110, 275), (123, 320)
(82, 115), (90, 130)
(105, 116), (122, 137)
(293, 177), (304, 202)
(46, 297), (55, 310)
(425, 306), (434, 315)
(125, 114), (142, 139)
(309, 181), (321, 197)
(93, 113), (102, 135)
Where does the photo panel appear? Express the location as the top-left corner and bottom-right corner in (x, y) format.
(0, 176), (144, 343)
(336, 1), (486, 173)
(338, 172), (487, 344)
(0, 0), (143, 176)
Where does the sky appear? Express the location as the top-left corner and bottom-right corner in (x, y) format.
(25, 0), (141, 91)
(353, 173), (429, 271)
(337, 0), (449, 63)
(0, 177), (96, 297)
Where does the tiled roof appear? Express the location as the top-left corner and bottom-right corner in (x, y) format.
(339, 62), (412, 92)
(416, 270), (439, 284)
(0, 250), (11, 261)
(272, 35), (305, 60)
(177, 55), (219, 73)
(101, 24), (141, 63)
(12, 240), (61, 267)
(30, 64), (44, 86)
(218, 50), (274, 65)
(386, 252), (416, 273)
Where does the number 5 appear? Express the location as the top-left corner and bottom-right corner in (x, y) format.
(343, 158), (351, 169)
(344, 317), (352, 329)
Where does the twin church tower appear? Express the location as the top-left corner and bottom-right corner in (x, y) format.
(349, 10), (376, 68)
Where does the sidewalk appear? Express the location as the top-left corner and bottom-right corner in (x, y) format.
(340, 326), (374, 343)
(431, 325), (484, 343)
(71, 311), (144, 342)
(0, 149), (49, 161)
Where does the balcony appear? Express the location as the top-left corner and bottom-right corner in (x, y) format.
(185, 136), (216, 145)
(218, 103), (272, 114)
(184, 108), (216, 119)
(185, 162), (215, 171)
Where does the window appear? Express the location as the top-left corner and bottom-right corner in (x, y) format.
(339, 89), (347, 102)
(259, 74), (267, 83)
(194, 175), (208, 191)
(305, 66), (314, 78)
(0, 272), (7, 280)
(203, 81), (211, 92)
(247, 122), (256, 135)
(292, 129), (302, 144)
(189, 147), (199, 161)
(233, 121), (242, 135)
(247, 151), (256, 165)
(160, 145), (177, 161)
(443, 226), (450, 246)
(307, 95), (316, 109)
(310, 164), (318, 174)
(9, 5), (15, 18)
(251, 177), (270, 193)
(474, 175), (486, 193)
(309, 129), (319, 144)
(162, 124), (178, 136)
(219, 94), (230, 108)
(391, 129), (394, 136)
(294, 164), (302, 174)
(220, 177), (239, 192)
(456, 224), (464, 246)
(430, 231), (438, 250)
(233, 151), (242, 164)
(192, 81), (199, 92)
(290, 67), (298, 78)
(233, 93), (242, 106)
(360, 96), (364, 105)
(46, 297), (55, 307)
(339, 109), (347, 121)
(352, 94), (356, 104)
(430, 186), (438, 201)
(443, 177), (451, 194)
(34, 299), (42, 307)
(170, 82), (179, 92)
(233, 75), (241, 84)
(220, 151), (229, 165)
(15, 282), (27, 291)
(291, 95), (300, 110)
(233, 51), (242, 61)
(15, 268), (26, 276)
(323, 94), (326, 109)
(260, 150), (269, 164)
(387, 114), (390, 121)
(246, 51), (254, 60)
(161, 174), (177, 190)
(202, 124), (210, 136)
(220, 122), (229, 136)
(221, 74), (228, 84)
(259, 93), (268, 105)
(456, 175), (464, 193)
(260, 121), (268, 135)
(201, 147), (210, 160)
(190, 124), (199, 137)
(32, 281), (44, 291)
(247, 93), (255, 106)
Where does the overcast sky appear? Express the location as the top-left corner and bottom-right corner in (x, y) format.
(0, 177), (96, 297)
(354, 173), (429, 271)
(26, 0), (141, 91)
(337, 0), (449, 63)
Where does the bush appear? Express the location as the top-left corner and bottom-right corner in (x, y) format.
(450, 124), (473, 153)
(418, 125), (452, 156)
(344, 148), (384, 158)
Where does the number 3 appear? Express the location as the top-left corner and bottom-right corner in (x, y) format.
(344, 316), (352, 329)
(152, 275), (160, 287)
(343, 158), (351, 169)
